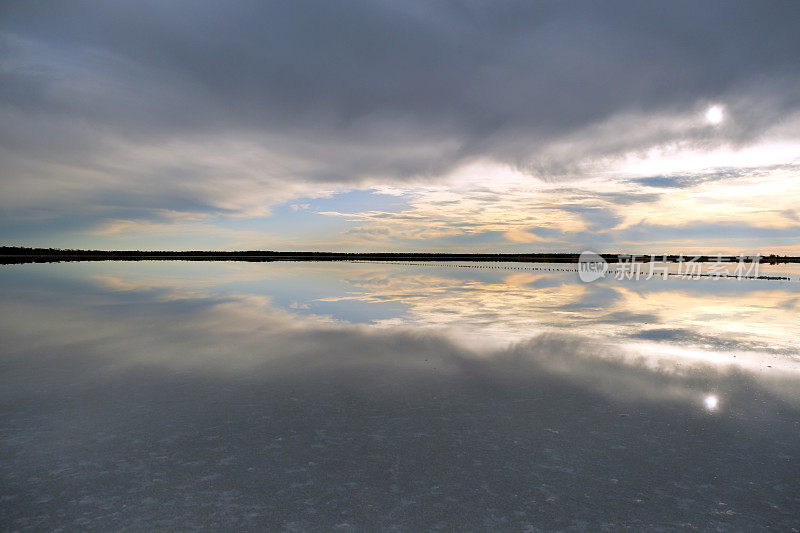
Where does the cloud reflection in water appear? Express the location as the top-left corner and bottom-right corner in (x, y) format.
(1, 261), (799, 530)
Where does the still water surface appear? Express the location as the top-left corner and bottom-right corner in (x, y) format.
(2, 261), (799, 530)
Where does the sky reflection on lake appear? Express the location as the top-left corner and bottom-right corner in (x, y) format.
(2, 262), (799, 530)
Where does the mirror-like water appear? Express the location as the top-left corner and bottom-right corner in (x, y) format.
(2, 262), (799, 530)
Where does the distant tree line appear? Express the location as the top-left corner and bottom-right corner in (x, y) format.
(1, 246), (796, 265)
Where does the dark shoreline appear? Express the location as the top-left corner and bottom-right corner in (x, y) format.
(2, 247), (798, 265)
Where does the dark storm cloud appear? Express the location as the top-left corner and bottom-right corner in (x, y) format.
(3, 1), (799, 148)
(1, 0), (799, 221)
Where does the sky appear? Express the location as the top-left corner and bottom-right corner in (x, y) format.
(1, 0), (799, 253)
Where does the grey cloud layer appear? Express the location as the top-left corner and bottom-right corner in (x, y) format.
(5, 1), (798, 129)
(1, 0), (799, 221)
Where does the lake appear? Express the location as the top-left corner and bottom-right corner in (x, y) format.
(2, 261), (799, 530)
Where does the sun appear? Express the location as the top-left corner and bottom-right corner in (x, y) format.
(704, 395), (719, 410)
(705, 105), (724, 125)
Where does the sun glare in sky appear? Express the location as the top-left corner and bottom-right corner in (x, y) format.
(704, 394), (719, 411)
(705, 105), (724, 125)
